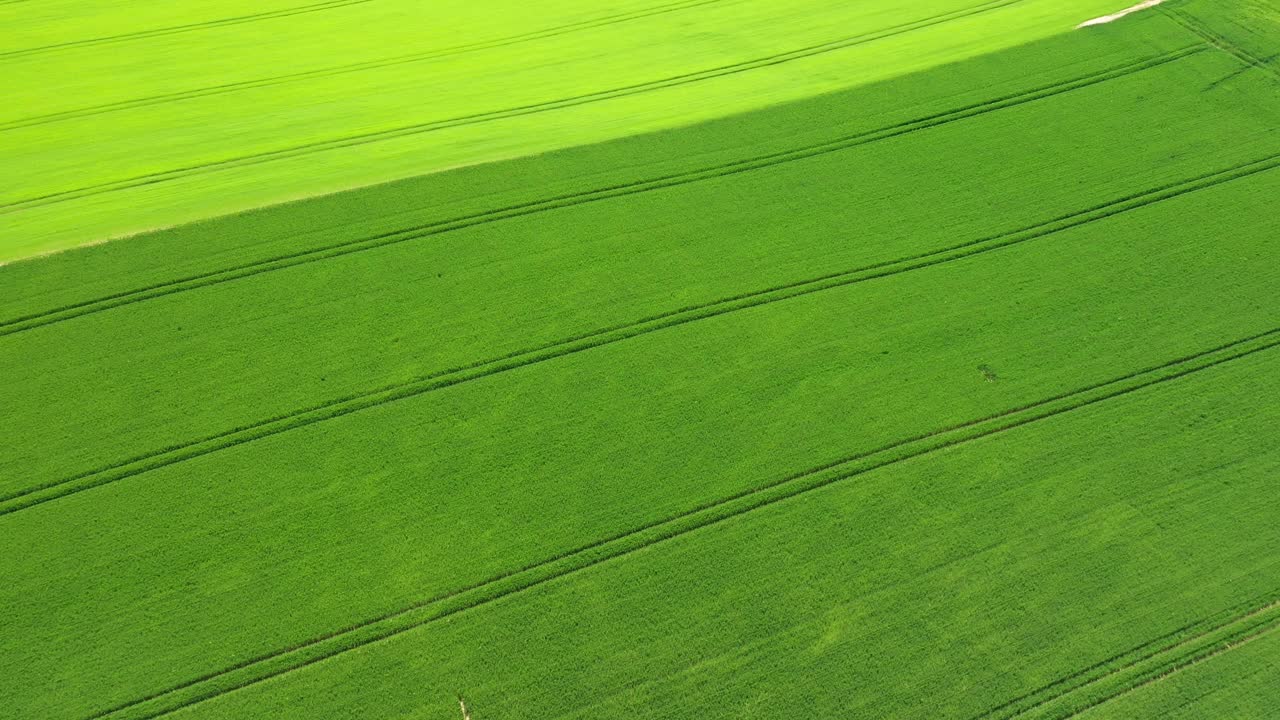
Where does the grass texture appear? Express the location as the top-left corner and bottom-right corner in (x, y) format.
(0, 0), (1124, 258)
(1, 0), (1278, 718)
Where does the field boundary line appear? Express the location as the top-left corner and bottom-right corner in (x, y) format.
(971, 594), (1280, 719)
(0, 0), (1031, 213)
(0, 46), (1203, 337)
(77, 326), (1280, 720)
(0, 0), (380, 60)
(0, 0), (734, 132)
(3, 140), (1274, 518)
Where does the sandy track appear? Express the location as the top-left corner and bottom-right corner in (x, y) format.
(1078, 0), (1167, 28)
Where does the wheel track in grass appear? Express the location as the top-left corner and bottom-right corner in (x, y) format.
(0, 0), (735, 132)
(1059, 617), (1280, 718)
(0, 0), (382, 59)
(0, 45), (1204, 338)
(1161, 6), (1280, 78)
(1017, 599), (1280, 719)
(75, 325), (1280, 720)
(971, 593), (1280, 719)
(0, 0), (1031, 213)
(3, 119), (1275, 519)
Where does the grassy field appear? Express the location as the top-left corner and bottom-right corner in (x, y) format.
(1, 0), (1279, 718)
(0, 0), (1126, 259)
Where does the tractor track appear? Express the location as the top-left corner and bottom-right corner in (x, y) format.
(76, 324), (1280, 720)
(4, 140), (1275, 518)
(0, 45), (1202, 338)
(0, 0), (1029, 213)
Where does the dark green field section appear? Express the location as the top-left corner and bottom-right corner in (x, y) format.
(1, 1), (1278, 719)
(171, 340), (1280, 720)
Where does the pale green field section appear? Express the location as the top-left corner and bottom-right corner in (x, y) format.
(0, 0), (1124, 259)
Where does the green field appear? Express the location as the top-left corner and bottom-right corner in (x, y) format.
(1, 0), (1279, 718)
(0, 0), (1127, 260)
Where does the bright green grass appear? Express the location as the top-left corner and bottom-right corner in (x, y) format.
(1, 0), (365, 48)
(0, 0), (1124, 259)
(1, 0), (1278, 718)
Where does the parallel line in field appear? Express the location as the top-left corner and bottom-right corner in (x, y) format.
(0, 0), (734, 132)
(3, 143), (1274, 518)
(0, 45), (1202, 337)
(1022, 599), (1280, 719)
(1161, 6), (1280, 78)
(972, 593), (1280, 719)
(969, 603), (1252, 719)
(78, 326), (1280, 720)
(0, 0), (1030, 212)
(1059, 618), (1280, 719)
(0, 0), (380, 60)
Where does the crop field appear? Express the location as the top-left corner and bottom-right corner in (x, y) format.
(0, 0), (1278, 718)
(0, 0), (1131, 259)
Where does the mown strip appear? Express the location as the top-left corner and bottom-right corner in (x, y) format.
(0, 0), (380, 60)
(2, 140), (1272, 518)
(81, 325), (1280, 720)
(0, 0), (1030, 214)
(0, 0), (733, 133)
(0, 45), (1201, 338)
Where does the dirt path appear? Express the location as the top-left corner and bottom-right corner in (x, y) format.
(1077, 0), (1167, 28)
